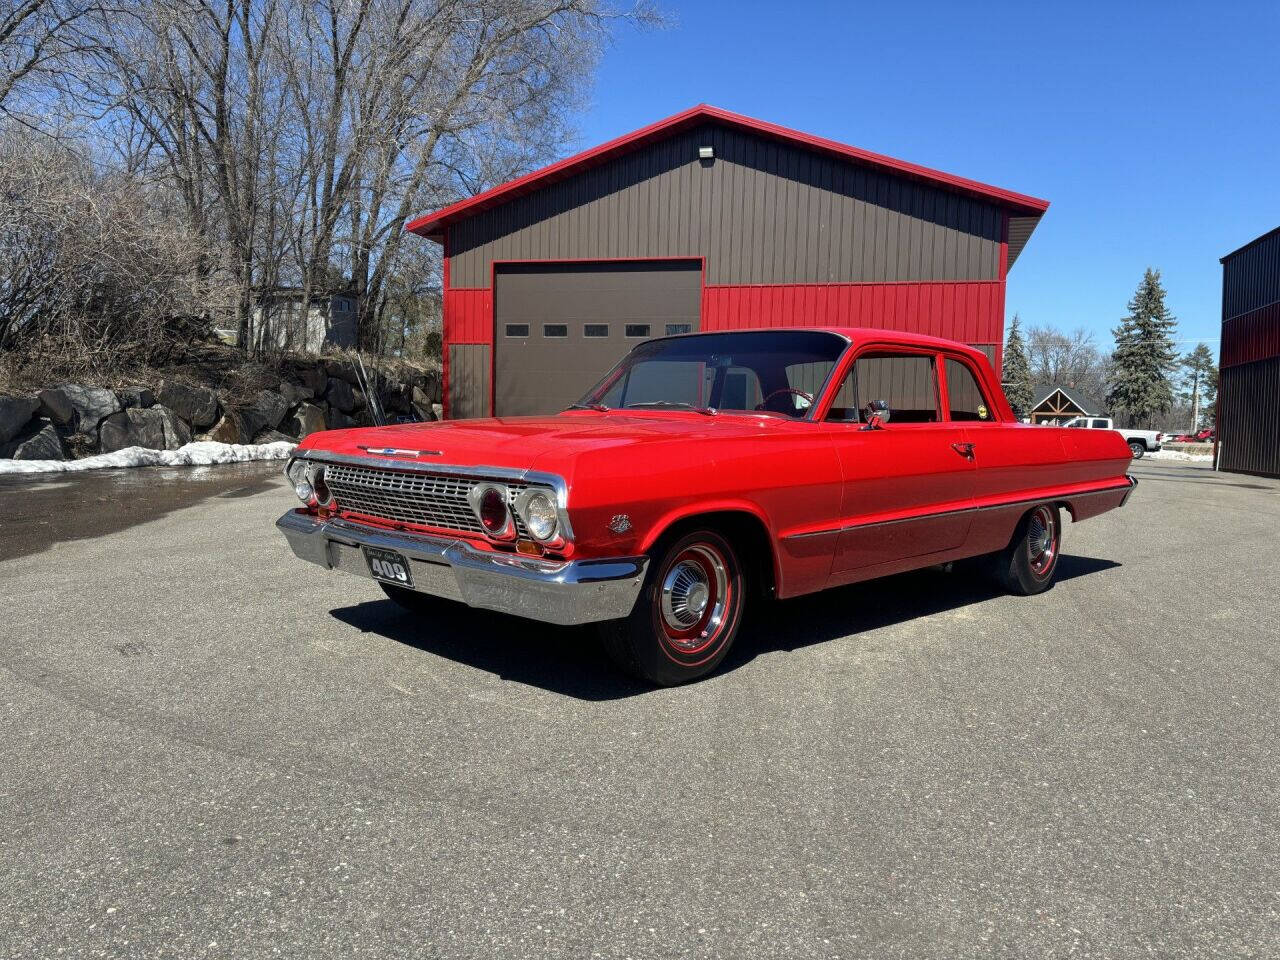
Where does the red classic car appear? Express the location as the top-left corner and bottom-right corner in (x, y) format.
(278, 328), (1135, 685)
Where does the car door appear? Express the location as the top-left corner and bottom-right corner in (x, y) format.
(820, 348), (977, 584)
(943, 354), (1072, 555)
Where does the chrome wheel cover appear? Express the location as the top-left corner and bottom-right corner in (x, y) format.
(1027, 505), (1057, 576)
(659, 545), (729, 651)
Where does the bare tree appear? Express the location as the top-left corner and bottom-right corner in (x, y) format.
(0, 0), (106, 110)
(1026, 324), (1112, 401)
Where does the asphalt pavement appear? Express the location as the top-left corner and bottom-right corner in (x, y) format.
(1, 458), (1277, 958)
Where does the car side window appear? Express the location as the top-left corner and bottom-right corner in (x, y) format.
(1091, 419), (1109, 429)
(825, 352), (939, 424)
(944, 358), (993, 421)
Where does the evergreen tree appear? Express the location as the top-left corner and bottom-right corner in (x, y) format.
(1179, 343), (1217, 430)
(1002, 313), (1034, 416)
(1107, 268), (1179, 428)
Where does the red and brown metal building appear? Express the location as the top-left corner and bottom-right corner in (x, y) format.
(1218, 226), (1280, 478)
(408, 105), (1049, 418)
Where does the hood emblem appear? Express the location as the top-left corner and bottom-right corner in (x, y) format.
(608, 514), (632, 534)
(358, 446), (442, 457)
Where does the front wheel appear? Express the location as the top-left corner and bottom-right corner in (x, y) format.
(993, 504), (1062, 596)
(596, 529), (746, 686)
(1128, 440), (1146, 459)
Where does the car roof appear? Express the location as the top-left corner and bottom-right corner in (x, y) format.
(655, 326), (990, 358)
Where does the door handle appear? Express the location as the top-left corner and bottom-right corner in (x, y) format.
(951, 442), (976, 460)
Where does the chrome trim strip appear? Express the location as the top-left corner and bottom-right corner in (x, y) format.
(781, 481), (1135, 541)
(276, 510), (644, 626)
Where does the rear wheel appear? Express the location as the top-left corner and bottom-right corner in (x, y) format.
(1128, 440), (1146, 458)
(597, 529), (746, 686)
(993, 504), (1061, 596)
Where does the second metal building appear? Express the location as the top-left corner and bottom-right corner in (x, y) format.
(1219, 226), (1280, 478)
(408, 105), (1050, 418)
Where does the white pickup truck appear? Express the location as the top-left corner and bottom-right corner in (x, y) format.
(1061, 417), (1162, 458)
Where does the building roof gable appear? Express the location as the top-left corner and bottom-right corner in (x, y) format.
(407, 105), (1050, 257)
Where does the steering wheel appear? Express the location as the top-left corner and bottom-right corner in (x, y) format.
(755, 387), (814, 413)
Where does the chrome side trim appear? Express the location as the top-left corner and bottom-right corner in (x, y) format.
(276, 510), (644, 626)
(781, 481), (1136, 542)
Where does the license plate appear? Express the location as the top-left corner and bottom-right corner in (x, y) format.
(364, 547), (413, 587)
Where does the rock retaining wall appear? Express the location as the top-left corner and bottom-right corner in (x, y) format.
(0, 357), (441, 462)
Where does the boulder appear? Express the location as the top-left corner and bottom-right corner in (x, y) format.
(325, 358), (360, 385)
(410, 386), (437, 421)
(431, 403), (443, 421)
(207, 412), (245, 444)
(298, 364), (328, 395)
(36, 388), (76, 425)
(58, 384), (120, 432)
(278, 380), (313, 405)
(156, 380), (219, 428)
(252, 429), (294, 444)
(325, 378), (356, 413)
(250, 390), (290, 431)
(421, 371), (443, 404)
(2, 417), (66, 460)
(0, 395), (40, 445)
(382, 382), (411, 414)
(285, 402), (326, 439)
(99, 405), (191, 452)
(326, 408), (357, 430)
(153, 404), (192, 448)
(117, 386), (155, 410)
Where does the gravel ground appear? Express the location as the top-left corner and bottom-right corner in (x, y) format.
(1, 458), (1277, 958)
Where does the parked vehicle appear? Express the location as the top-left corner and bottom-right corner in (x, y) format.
(278, 329), (1136, 685)
(1060, 416), (1162, 458)
(1172, 428), (1215, 444)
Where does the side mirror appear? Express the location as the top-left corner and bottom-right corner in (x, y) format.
(862, 399), (890, 431)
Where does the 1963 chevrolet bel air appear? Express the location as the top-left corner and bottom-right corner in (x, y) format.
(277, 328), (1135, 685)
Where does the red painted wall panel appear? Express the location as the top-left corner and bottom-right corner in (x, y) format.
(443, 288), (493, 344)
(700, 281), (1005, 344)
(1221, 301), (1280, 369)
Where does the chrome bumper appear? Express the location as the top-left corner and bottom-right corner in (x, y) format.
(276, 510), (647, 626)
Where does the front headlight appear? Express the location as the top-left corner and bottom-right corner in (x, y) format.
(287, 460), (313, 503)
(522, 491), (558, 541)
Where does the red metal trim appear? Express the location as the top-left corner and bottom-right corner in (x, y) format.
(700, 281), (1004, 344)
(441, 229), (450, 419)
(407, 105), (1050, 239)
(484, 256), (707, 418)
(1220, 301), (1280, 368)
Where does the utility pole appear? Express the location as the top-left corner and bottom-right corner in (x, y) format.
(1189, 368), (1200, 433)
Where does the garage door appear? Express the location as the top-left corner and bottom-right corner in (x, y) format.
(494, 261), (702, 417)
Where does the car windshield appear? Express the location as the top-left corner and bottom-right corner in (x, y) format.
(576, 330), (849, 418)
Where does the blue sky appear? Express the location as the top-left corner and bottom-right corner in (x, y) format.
(574, 0), (1280, 359)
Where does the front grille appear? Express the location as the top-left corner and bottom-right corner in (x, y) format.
(323, 463), (530, 536)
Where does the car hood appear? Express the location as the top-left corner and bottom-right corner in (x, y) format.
(296, 411), (794, 474)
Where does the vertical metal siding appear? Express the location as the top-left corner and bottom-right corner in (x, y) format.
(1219, 227), (1280, 477)
(447, 344), (491, 419)
(447, 124), (1003, 288)
(1217, 356), (1280, 477)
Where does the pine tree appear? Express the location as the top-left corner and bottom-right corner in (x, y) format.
(1002, 313), (1034, 416)
(1179, 343), (1217, 430)
(1107, 268), (1179, 429)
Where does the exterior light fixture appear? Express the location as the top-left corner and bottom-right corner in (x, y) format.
(698, 146), (714, 160)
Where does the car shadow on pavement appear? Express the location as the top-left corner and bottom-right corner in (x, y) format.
(329, 553), (1120, 700)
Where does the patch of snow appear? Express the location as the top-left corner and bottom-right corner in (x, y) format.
(0, 440), (295, 474)
(1147, 448), (1214, 463)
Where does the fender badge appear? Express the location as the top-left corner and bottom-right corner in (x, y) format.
(357, 446), (442, 457)
(608, 514), (632, 534)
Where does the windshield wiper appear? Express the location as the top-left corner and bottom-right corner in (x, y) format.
(565, 402), (610, 412)
(623, 401), (717, 416)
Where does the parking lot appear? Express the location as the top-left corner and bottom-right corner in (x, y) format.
(2, 458), (1277, 958)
